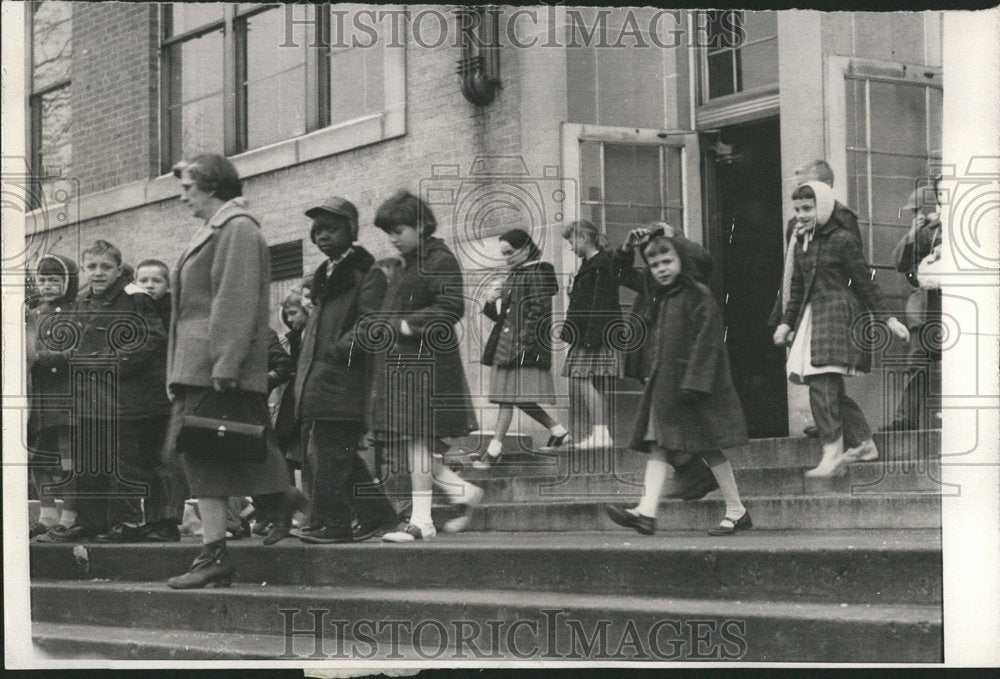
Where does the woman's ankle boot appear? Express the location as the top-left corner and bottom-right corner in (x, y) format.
(805, 436), (848, 478)
(166, 539), (234, 589)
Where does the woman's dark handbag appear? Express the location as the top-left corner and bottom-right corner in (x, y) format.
(175, 389), (269, 462)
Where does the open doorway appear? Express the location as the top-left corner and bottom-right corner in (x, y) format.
(703, 117), (788, 438)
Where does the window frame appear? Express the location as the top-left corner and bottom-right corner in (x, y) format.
(697, 10), (779, 107)
(27, 0), (73, 208)
(158, 2), (406, 175)
(825, 55), (944, 270)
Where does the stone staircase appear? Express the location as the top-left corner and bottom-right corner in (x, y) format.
(29, 430), (943, 662)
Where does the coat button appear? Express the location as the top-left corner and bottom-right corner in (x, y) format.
(51, 368), (58, 374)
(503, 327), (510, 333)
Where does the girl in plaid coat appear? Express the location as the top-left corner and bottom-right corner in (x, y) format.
(774, 182), (910, 477)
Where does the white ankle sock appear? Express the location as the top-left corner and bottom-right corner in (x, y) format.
(550, 423), (568, 436)
(410, 492), (433, 528)
(39, 507), (59, 526)
(707, 460), (745, 519)
(636, 456), (670, 518)
(486, 439), (503, 456)
(59, 510), (78, 528)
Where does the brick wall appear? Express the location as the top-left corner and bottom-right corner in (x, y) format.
(70, 3), (158, 195)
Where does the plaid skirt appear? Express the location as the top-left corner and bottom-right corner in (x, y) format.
(561, 344), (624, 378)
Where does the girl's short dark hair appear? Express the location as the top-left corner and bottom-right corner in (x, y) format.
(37, 256), (70, 277)
(172, 154), (243, 201)
(791, 184), (816, 201)
(374, 190), (437, 236)
(499, 228), (541, 261)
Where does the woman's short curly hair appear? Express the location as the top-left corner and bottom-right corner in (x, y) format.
(172, 154), (242, 201)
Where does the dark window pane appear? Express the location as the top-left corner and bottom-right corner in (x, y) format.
(705, 11), (740, 49)
(166, 3), (224, 38)
(870, 152), (931, 226)
(38, 85), (72, 178)
(245, 9), (306, 149)
(580, 202), (603, 229)
(664, 147), (683, 211)
(167, 30), (224, 162)
(604, 144), (660, 207)
(328, 6), (387, 125)
(929, 87), (943, 158)
(32, 1), (72, 91)
(869, 80), (928, 156)
(845, 78), (866, 149)
(872, 224), (909, 268)
(739, 38), (777, 91)
(707, 52), (735, 99)
(580, 142), (603, 204)
(606, 204), (663, 250)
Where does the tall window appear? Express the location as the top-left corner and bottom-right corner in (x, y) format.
(701, 11), (778, 101)
(579, 141), (685, 253)
(29, 0), (72, 207)
(161, 3), (400, 173)
(844, 71), (943, 268)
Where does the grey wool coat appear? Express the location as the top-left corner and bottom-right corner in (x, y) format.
(367, 237), (478, 439)
(167, 199), (273, 394)
(780, 219), (887, 373)
(629, 278), (749, 455)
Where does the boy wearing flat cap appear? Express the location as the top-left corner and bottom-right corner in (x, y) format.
(292, 197), (397, 543)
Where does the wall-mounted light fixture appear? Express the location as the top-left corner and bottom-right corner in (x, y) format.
(456, 6), (501, 106)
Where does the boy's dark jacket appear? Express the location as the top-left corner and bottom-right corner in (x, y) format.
(294, 246), (386, 424)
(560, 248), (622, 350)
(630, 277), (748, 453)
(612, 233), (714, 381)
(27, 254), (79, 433)
(367, 236), (478, 438)
(481, 259), (558, 369)
(70, 275), (171, 420)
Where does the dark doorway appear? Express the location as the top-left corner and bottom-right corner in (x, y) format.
(703, 117), (788, 438)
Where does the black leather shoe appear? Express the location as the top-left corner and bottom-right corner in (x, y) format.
(544, 432), (572, 448)
(605, 505), (655, 535)
(708, 509), (753, 536)
(263, 488), (307, 546)
(299, 525), (353, 544)
(95, 523), (147, 543)
(143, 520), (181, 543)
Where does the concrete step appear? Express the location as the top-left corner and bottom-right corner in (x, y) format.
(466, 460), (946, 503)
(455, 429), (942, 479)
(461, 494), (941, 532)
(30, 580), (942, 662)
(29, 530), (941, 605)
(32, 622), (288, 660)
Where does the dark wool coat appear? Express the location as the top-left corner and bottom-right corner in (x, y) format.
(72, 275), (171, 420)
(27, 254), (79, 433)
(629, 279), (749, 453)
(768, 202), (862, 326)
(367, 237), (478, 438)
(612, 234), (714, 381)
(167, 201), (272, 394)
(560, 249), (622, 350)
(780, 219), (888, 373)
(294, 247), (387, 424)
(893, 218), (943, 329)
(481, 259), (558, 369)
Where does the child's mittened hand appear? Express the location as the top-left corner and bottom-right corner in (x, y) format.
(627, 227), (652, 248)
